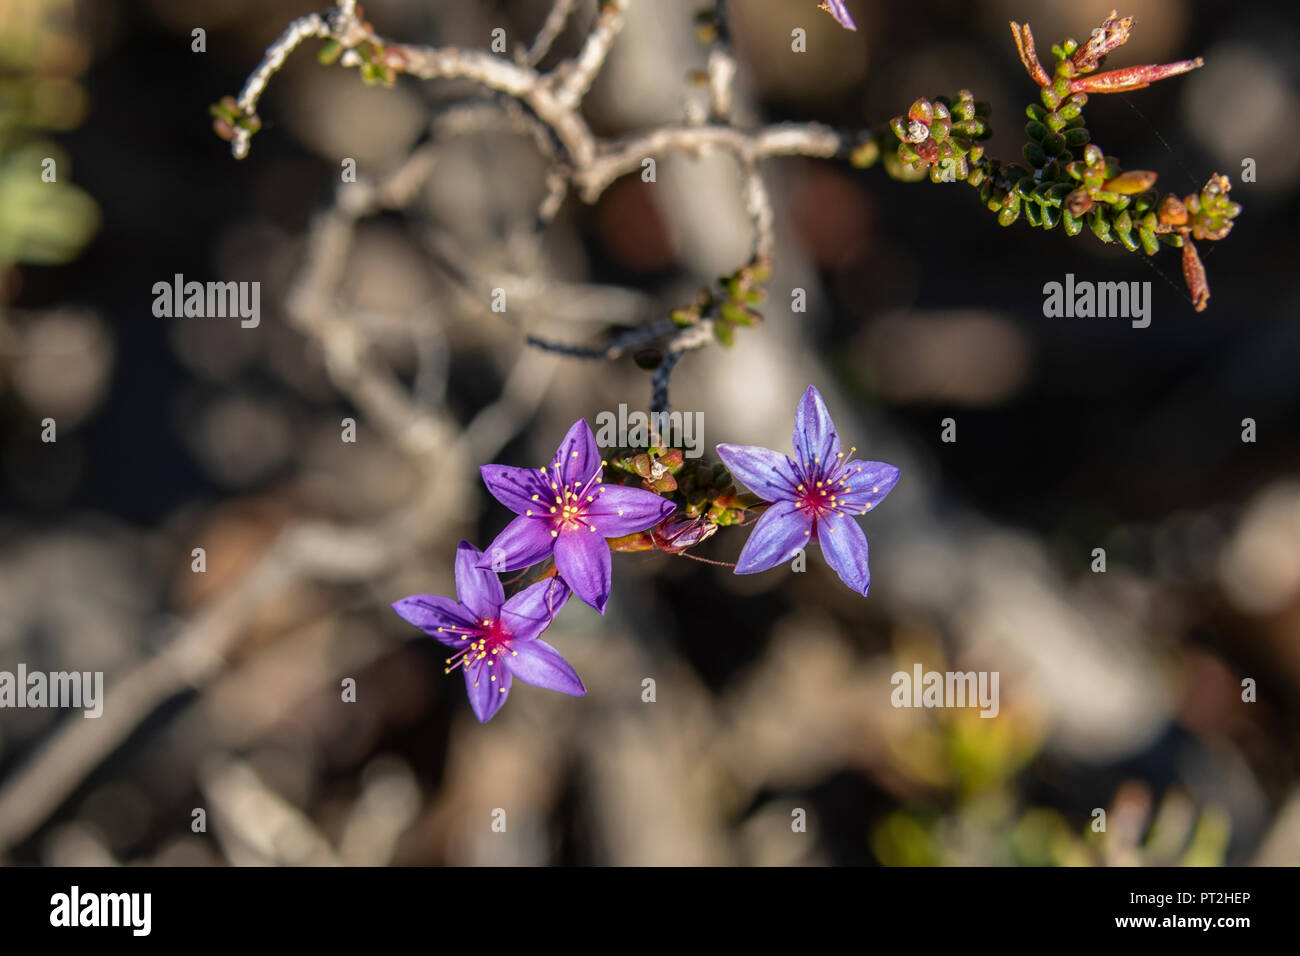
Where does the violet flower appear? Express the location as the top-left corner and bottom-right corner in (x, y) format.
(392, 541), (583, 722)
(818, 0), (857, 32)
(479, 420), (677, 613)
(715, 386), (898, 596)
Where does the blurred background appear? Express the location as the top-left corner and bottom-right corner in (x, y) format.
(1, 0), (1298, 866)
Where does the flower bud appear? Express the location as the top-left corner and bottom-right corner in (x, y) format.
(1065, 188), (1093, 217)
(1102, 170), (1158, 195)
(1156, 194), (1188, 227)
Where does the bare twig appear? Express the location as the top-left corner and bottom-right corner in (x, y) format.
(575, 122), (843, 202)
(551, 0), (628, 108)
(520, 0), (580, 67)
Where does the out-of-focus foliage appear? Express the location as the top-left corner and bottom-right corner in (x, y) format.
(0, 0), (98, 268)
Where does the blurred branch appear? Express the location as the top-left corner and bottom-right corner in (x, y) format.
(199, 755), (342, 866)
(519, 0), (579, 67)
(575, 122), (842, 202)
(705, 0), (736, 121)
(551, 0), (627, 108)
(214, 0), (859, 415)
(0, 139), (567, 852)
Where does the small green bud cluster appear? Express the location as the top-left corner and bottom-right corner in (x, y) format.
(670, 258), (771, 347)
(603, 449), (759, 555)
(209, 96), (261, 144)
(890, 91), (992, 185)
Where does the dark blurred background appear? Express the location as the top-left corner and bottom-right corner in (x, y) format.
(1, 0), (1297, 865)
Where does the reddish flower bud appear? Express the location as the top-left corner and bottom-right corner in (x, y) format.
(1156, 194), (1188, 227)
(1102, 169), (1158, 195)
(651, 516), (718, 554)
(1065, 188), (1093, 217)
(1181, 239), (1209, 312)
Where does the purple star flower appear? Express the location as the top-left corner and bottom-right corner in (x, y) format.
(478, 419), (678, 614)
(715, 386), (898, 596)
(818, 0), (857, 31)
(392, 541), (584, 722)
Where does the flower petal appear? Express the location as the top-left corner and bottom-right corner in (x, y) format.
(586, 484), (677, 537)
(480, 464), (551, 516)
(791, 385), (841, 475)
(463, 655), (511, 722)
(501, 576), (570, 642)
(391, 595), (476, 645)
(819, 0), (857, 32)
(734, 499), (813, 574)
(835, 460), (901, 514)
(504, 639), (586, 696)
(715, 443), (799, 502)
(552, 419), (602, 489)
(479, 514), (557, 573)
(553, 528), (613, 613)
(454, 540), (504, 621)
(817, 511), (871, 596)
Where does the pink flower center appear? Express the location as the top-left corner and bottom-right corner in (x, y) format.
(443, 618), (517, 693)
(793, 445), (877, 522)
(523, 457), (608, 537)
